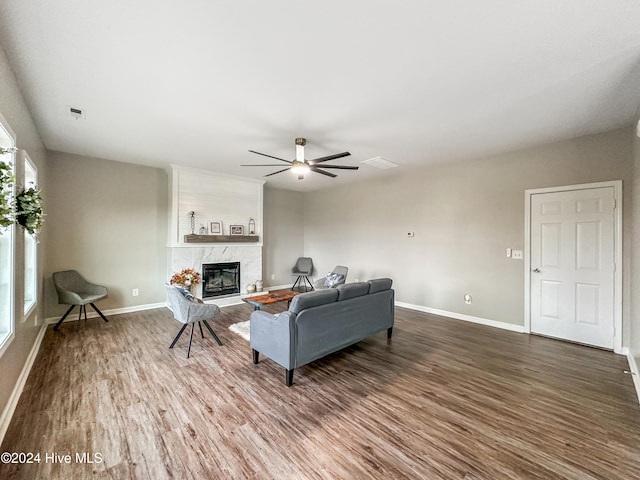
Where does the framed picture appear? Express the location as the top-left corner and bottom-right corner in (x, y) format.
(210, 221), (222, 235)
(230, 225), (244, 236)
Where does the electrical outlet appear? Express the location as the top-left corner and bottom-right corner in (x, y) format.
(512, 250), (523, 259)
(271, 274), (276, 280)
(464, 294), (472, 304)
(132, 288), (139, 296)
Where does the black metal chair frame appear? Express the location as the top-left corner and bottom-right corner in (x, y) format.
(53, 303), (109, 331)
(292, 274), (314, 292)
(169, 319), (222, 358)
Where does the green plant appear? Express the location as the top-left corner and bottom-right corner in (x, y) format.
(0, 146), (16, 229)
(15, 186), (44, 236)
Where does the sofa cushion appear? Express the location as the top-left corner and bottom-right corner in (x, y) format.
(289, 289), (338, 314)
(336, 282), (370, 301)
(368, 278), (393, 293)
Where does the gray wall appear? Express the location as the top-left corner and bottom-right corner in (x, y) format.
(0, 43), (48, 427)
(45, 151), (168, 317)
(263, 186), (305, 287)
(631, 120), (640, 367)
(304, 128), (634, 334)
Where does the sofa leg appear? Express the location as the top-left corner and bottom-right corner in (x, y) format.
(387, 326), (393, 339)
(252, 349), (259, 364)
(286, 369), (294, 387)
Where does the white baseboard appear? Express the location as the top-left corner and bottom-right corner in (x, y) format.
(394, 301), (526, 333)
(45, 301), (167, 325)
(0, 322), (48, 445)
(626, 349), (640, 407)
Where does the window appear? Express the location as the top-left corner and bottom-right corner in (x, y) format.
(23, 151), (37, 317)
(0, 113), (16, 356)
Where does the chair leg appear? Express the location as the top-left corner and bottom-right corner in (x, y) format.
(53, 305), (76, 331)
(169, 324), (188, 349)
(286, 369), (294, 387)
(303, 276), (314, 291)
(199, 322), (204, 339)
(252, 348), (259, 364)
(187, 323), (195, 358)
(292, 276), (301, 290)
(202, 320), (223, 346)
(90, 303), (109, 322)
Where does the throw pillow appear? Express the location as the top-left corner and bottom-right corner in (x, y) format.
(324, 273), (345, 287)
(177, 286), (197, 302)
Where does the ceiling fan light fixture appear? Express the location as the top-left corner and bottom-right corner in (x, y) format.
(291, 160), (310, 175)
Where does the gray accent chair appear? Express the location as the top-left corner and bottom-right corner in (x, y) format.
(314, 265), (348, 290)
(52, 270), (109, 331)
(165, 285), (222, 358)
(291, 257), (314, 291)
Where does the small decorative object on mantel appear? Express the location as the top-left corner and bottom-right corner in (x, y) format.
(248, 218), (256, 235)
(210, 221), (222, 234)
(188, 211), (196, 235)
(198, 224), (207, 235)
(230, 225), (244, 236)
(170, 268), (201, 288)
(246, 283), (256, 293)
(255, 280), (263, 292)
(15, 184), (45, 237)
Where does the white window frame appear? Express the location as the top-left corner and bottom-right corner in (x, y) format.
(0, 112), (16, 358)
(22, 150), (37, 318)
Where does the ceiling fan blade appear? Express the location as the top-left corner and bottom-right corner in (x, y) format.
(310, 167), (338, 178)
(264, 168), (292, 177)
(312, 165), (359, 170)
(241, 164), (291, 167)
(309, 152), (351, 164)
(248, 150), (292, 164)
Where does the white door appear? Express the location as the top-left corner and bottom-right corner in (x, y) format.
(530, 187), (615, 349)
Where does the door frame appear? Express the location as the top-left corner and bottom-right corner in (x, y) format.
(524, 180), (623, 353)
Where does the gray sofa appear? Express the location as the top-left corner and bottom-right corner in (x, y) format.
(250, 278), (394, 386)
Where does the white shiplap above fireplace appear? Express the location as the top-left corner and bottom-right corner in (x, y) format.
(167, 165), (264, 246)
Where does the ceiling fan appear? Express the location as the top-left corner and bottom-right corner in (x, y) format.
(242, 137), (359, 180)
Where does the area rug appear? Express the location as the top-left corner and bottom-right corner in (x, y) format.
(228, 320), (250, 341)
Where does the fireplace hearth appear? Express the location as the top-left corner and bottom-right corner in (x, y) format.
(202, 262), (240, 298)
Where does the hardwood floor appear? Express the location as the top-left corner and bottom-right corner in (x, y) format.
(1, 304), (639, 479)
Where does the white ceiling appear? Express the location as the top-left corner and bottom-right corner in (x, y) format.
(1, 1), (639, 191)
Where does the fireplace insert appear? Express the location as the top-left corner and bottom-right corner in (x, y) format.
(202, 262), (240, 298)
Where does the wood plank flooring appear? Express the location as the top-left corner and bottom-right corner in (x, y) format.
(1, 304), (639, 479)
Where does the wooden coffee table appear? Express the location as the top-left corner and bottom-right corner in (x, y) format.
(242, 289), (302, 311)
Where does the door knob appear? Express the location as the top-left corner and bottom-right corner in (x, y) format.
(532, 268), (541, 273)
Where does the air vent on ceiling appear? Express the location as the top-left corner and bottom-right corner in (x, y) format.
(360, 156), (399, 169)
(67, 106), (85, 120)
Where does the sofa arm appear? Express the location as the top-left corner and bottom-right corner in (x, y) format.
(250, 311), (295, 370)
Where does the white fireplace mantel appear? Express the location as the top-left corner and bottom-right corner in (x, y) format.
(166, 165), (265, 303)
